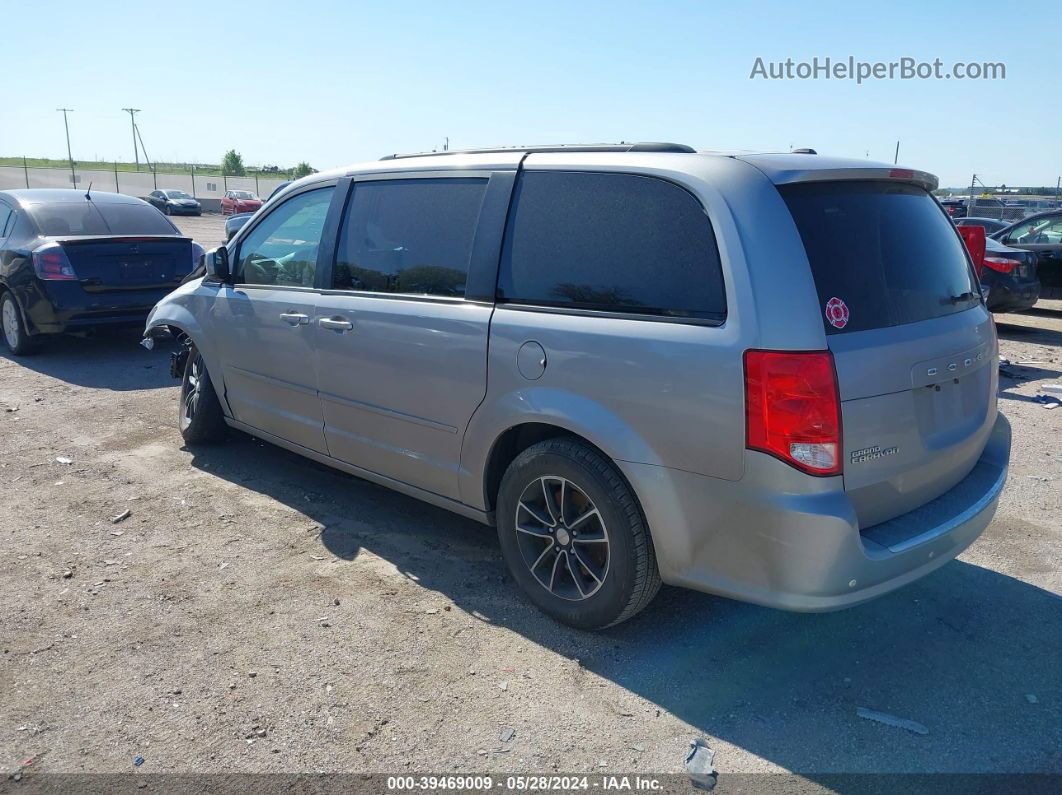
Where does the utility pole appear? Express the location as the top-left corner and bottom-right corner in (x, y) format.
(122, 108), (141, 170)
(133, 122), (152, 170)
(57, 108), (75, 186)
(893, 140), (900, 165)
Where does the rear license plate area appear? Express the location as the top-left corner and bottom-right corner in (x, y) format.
(120, 259), (153, 281)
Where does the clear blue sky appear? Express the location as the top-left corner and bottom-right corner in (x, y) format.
(7, 0), (1060, 188)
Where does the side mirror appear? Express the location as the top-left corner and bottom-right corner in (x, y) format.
(205, 246), (231, 283)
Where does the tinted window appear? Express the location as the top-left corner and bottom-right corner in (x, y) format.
(237, 187), (334, 287)
(497, 171), (726, 321)
(94, 203), (177, 234)
(30, 202), (109, 235)
(0, 206), (11, 238)
(165, 190), (193, 200)
(28, 201), (175, 236)
(333, 178), (487, 297)
(781, 181), (979, 335)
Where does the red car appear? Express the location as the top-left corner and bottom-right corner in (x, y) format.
(221, 190), (262, 215)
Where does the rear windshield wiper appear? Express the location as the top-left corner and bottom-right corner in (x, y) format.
(946, 291), (980, 304)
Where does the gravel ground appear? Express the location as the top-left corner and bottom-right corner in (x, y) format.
(1, 213), (1059, 781)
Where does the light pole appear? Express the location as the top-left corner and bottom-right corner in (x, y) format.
(122, 108), (141, 170)
(56, 108), (75, 186)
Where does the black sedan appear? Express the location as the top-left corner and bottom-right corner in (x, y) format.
(979, 236), (1039, 313)
(0, 189), (203, 355)
(956, 217), (1010, 235)
(992, 211), (1062, 299)
(146, 189), (202, 216)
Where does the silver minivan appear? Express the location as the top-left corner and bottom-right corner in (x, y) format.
(145, 143), (1010, 630)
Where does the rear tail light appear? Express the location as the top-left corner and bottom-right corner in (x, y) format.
(982, 256), (1018, 274)
(744, 350), (842, 476)
(32, 242), (78, 281)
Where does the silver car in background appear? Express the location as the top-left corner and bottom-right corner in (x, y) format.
(145, 143), (1010, 629)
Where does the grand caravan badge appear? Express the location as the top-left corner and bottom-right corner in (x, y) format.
(850, 445), (899, 464)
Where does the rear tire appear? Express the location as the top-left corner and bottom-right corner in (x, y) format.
(179, 345), (227, 444)
(496, 437), (661, 630)
(1, 292), (38, 356)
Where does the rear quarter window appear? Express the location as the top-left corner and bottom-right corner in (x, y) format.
(497, 171), (726, 322)
(780, 181), (980, 334)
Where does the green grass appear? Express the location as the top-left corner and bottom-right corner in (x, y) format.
(0, 156), (294, 178)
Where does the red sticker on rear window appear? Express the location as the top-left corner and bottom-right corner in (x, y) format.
(825, 297), (849, 329)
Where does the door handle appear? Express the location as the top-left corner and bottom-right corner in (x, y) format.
(279, 312), (309, 326)
(319, 317), (354, 331)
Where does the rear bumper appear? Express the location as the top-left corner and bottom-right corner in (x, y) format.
(22, 280), (178, 335)
(983, 273), (1040, 312)
(620, 411), (1010, 611)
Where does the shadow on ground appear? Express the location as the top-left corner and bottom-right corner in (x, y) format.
(187, 434), (1062, 775)
(0, 329), (177, 391)
(995, 321), (1062, 347)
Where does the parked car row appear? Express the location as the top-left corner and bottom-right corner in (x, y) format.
(953, 208), (1062, 310)
(940, 196), (1060, 221)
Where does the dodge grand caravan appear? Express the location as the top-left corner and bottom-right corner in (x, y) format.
(144, 143), (1010, 630)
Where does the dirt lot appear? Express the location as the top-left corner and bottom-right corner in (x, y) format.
(1, 213), (1060, 782)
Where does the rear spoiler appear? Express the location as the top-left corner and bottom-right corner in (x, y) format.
(737, 155), (938, 192)
(45, 235), (192, 245)
(762, 166), (937, 193)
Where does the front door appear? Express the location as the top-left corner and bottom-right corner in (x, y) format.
(212, 185), (336, 453)
(313, 174), (503, 499)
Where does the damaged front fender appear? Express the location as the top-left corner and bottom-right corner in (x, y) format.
(142, 278), (227, 405)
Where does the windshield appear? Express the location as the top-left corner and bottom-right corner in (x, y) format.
(781, 181), (980, 335)
(165, 191), (192, 200)
(233, 191), (258, 200)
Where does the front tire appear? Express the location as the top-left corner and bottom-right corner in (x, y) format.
(496, 437), (661, 630)
(1, 293), (38, 356)
(179, 345), (227, 444)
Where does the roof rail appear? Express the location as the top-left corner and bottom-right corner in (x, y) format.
(379, 142), (697, 161)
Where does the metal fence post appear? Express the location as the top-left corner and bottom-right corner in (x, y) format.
(191, 166), (196, 199)
(223, 174), (228, 191)
(114, 162), (119, 193)
(255, 174), (259, 196)
(23, 156), (29, 188)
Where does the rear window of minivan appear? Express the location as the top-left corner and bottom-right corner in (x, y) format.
(780, 181), (980, 334)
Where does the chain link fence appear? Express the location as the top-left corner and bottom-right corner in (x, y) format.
(0, 164), (289, 212)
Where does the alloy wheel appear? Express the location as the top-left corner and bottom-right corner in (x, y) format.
(181, 353), (203, 422)
(2, 299), (20, 348)
(513, 476), (610, 601)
